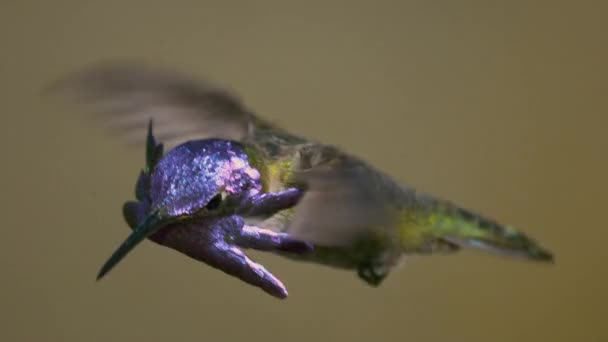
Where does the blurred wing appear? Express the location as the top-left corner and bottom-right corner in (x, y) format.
(284, 145), (406, 246)
(49, 60), (275, 149)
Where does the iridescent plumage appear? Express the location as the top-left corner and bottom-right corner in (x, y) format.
(52, 61), (554, 298)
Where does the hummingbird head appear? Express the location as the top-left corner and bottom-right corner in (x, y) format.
(97, 138), (263, 280)
(149, 139), (262, 218)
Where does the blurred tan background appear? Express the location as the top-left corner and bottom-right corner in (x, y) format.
(1, 1), (606, 341)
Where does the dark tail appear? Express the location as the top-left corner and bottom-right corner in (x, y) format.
(404, 194), (554, 262)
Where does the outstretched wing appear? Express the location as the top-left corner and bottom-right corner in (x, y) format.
(53, 61), (407, 249)
(49, 60), (277, 149)
(283, 144), (409, 247)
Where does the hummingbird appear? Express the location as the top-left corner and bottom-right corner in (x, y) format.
(53, 61), (554, 299)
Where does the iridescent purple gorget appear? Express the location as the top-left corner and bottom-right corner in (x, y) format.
(98, 134), (310, 299)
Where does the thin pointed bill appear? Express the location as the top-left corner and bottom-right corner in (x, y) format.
(97, 211), (164, 280)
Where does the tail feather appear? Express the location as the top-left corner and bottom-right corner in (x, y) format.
(403, 194), (554, 262)
(438, 209), (554, 262)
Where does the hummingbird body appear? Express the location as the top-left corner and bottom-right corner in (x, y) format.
(54, 61), (554, 298)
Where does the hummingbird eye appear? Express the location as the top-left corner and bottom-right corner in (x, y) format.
(205, 193), (223, 210)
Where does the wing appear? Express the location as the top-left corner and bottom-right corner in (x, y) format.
(52, 61), (408, 248)
(283, 144), (410, 247)
(49, 60), (278, 149)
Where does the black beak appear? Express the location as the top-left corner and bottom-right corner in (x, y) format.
(96, 211), (165, 280)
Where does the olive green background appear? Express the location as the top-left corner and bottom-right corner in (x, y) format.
(1, 1), (605, 341)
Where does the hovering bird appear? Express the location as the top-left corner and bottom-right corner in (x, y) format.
(53, 61), (553, 299)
